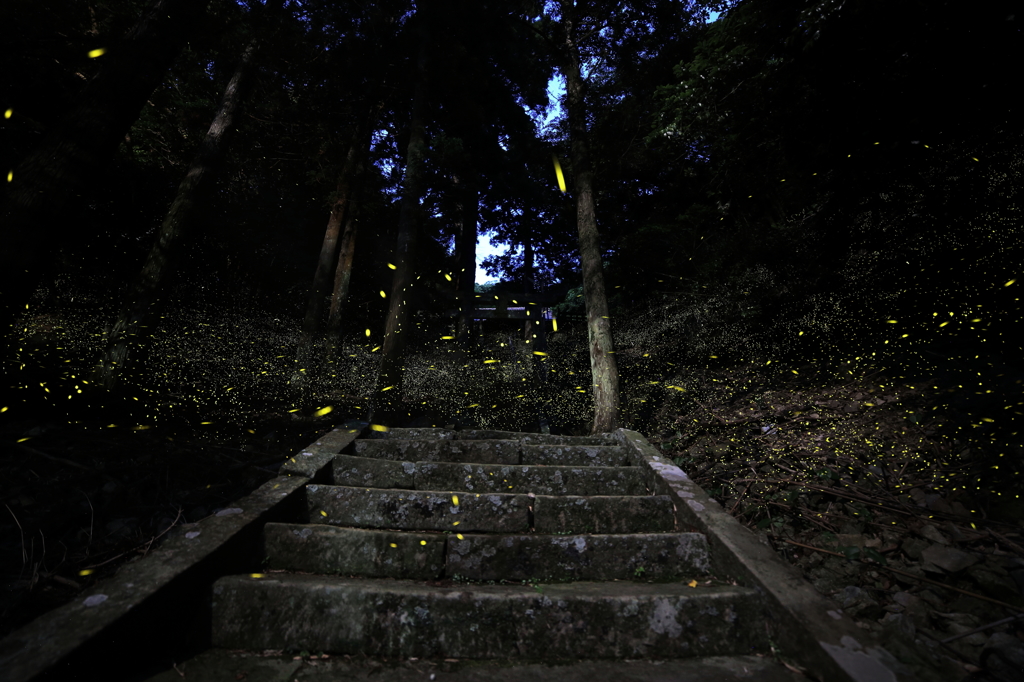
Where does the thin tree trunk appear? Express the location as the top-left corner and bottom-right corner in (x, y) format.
(371, 27), (430, 426)
(453, 171), (478, 354)
(326, 193), (361, 336)
(92, 32), (261, 388)
(326, 117), (376, 339)
(0, 0), (205, 369)
(522, 224), (536, 342)
(520, 216), (550, 433)
(561, 0), (620, 434)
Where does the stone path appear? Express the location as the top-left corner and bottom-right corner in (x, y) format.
(209, 428), (775, 663)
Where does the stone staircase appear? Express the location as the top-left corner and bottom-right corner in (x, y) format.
(3, 424), (931, 681)
(204, 427), (783, 669)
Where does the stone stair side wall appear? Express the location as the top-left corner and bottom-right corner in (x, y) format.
(613, 427), (953, 682)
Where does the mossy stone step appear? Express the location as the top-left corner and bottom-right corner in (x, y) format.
(263, 523), (709, 581)
(364, 427), (618, 446)
(445, 531), (708, 581)
(306, 485), (675, 534)
(306, 484), (530, 532)
(331, 454), (647, 495)
(211, 573), (767, 659)
(457, 429), (619, 446)
(353, 439), (631, 467)
(141, 649), (810, 682)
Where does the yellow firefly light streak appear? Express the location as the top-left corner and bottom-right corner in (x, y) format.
(552, 154), (566, 193)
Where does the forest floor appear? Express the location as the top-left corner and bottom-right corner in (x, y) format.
(1, 355), (1023, 682)
(641, 358), (1024, 682)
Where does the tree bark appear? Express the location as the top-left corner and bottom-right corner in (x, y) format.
(292, 126), (366, 387)
(452, 170), (479, 355)
(92, 30), (261, 388)
(0, 0), (206, 376)
(560, 0), (620, 434)
(326, 188), (362, 337)
(371, 26), (430, 426)
(519, 212), (551, 433)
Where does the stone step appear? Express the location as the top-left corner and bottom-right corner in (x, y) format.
(305, 485), (675, 534)
(352, 438), (631, 466)
(363, 427), (618, 446)
(211, 573), (767, 659)
(263, 523), (709, 581)
(331, 454), (647, 495)
(458, 429), (619, 446)
(142, 649), (808, 682)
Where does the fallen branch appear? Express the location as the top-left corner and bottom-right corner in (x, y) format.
(780, 538), (1024, 615)
(15, 443), (96, 472)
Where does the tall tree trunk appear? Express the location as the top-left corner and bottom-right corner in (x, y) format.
(0, 0), (206, 380)
(522, 222), (536, 342)
(326, 190), (362, 337)
(519, 213), (550, 433)
(324, 170), (367, 380)
(371, 27), (430, 426)
(560, 0), (620, 434)
(92, 30), (263, 388)
(327, 114), (377, 340)
(453, 170), (478, 354)
(292, 126), (366, 388)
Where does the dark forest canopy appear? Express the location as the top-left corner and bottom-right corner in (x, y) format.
(0, 0), (1022, 496)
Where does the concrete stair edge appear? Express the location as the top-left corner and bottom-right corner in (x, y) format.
(210, 573), (769, 660)
(262, 522), (711, 581)
(305, 484), (677, 534)
(140, 649), (808, 682)
(613, 427), (954, 682)
(331, 454), (648, 495)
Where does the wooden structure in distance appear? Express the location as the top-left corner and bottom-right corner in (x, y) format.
(433, 290), (561, 321)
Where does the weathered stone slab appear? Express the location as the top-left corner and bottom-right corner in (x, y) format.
(281, 426), (363, 477)
(533, 495), (675, 534)
(522, 444), (630, 467)
(331, 454), (415, 489)
(445, 532), (710, 582)
(211, 574), (766, 659)
(458, 429), (618, 446)
(139, 649), (815, 682)
(0, 473), (310, 682)
(611, 427), (934, 682)
(305, 484), (530, 532)
(414, 462), (646, 496)
(263, 523), (444, 579)
(354, 439), (520, 464)
(363, 427), (455, 440)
